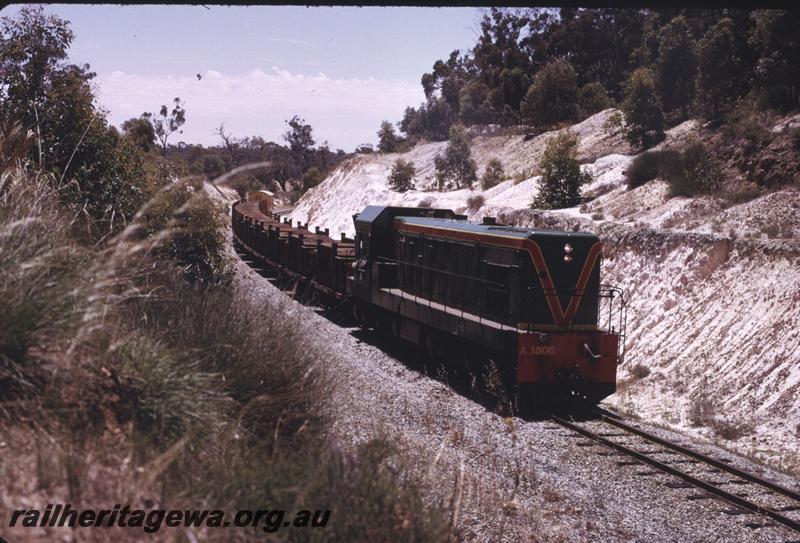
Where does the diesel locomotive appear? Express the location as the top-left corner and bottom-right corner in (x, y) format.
(232, 195), (626, 413)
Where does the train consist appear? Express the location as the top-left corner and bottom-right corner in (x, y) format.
(232, 193), (626, 412)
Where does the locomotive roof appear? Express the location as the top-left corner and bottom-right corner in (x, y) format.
(394, 215), (598, 241)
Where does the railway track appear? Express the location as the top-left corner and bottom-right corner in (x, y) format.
(551, 408), (800, 536)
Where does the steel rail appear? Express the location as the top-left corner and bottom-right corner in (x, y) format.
(551, 415), (800, 534)
(590, 407), (800, 503)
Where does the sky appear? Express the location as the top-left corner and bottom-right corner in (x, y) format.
(1, 4), (484, 151)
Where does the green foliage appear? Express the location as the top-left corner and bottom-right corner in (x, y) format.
(434, 125), (477, 190)
(750, 10), (800, 111)
(200, 153), (225, 180)
(149, 98), (186, 155)
(393, 8), (799, 135)
(136, 181), (193, 239)
(480, 157), (505, 189)
(676, 139), (722, 196)
(625, 142), (722, 197)
(121, 115), (156, 152)
(284, 115), (315, 151)
(0, 6), (79, 174)
(388, 159), (416, 192)
(227, 173), (263, 200)
(0, 176), (88, 398)
(355, 143), (374, 154)
(531, 131), (591, 209)
(625, 150), (682, 189)
(302, 166), (324, 192)
(116, 336), (224, 446)
(578, 82), (612, 119)
(0, 7), (167, 233)
(656, 16), (697, 119)
(283, 115), (315, 177)
(458, 80), (493, 125)
(722, 105), (772, 146)
(521, 58), (578, 127)
(696, 18), (739, 122)
(622, 67), (664, 150)
(153, 191), (232, 285)
(629, 363), (651, 380)
(400, 97), (455, 141)
(377, 120), (400, 152)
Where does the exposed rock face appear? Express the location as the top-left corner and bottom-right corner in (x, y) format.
(602, 229), (800, 472)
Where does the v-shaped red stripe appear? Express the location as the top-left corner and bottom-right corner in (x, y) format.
(523, 241), (603, 327)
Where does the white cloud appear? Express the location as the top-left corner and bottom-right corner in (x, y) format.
(94, 68), (424, 150)
(264, 37), (314, 46)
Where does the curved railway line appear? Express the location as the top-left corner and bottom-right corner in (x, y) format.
(551, 408), (800, 535)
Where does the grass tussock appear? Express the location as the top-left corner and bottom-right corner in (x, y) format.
(687, 395), (753, 441)
(0, 175), (90, 400)
(0, 165), (455, 542)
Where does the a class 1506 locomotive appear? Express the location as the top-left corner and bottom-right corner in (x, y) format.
(232, 194), (626, 413)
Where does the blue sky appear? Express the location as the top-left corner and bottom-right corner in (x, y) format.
(1, 4), (483, 150)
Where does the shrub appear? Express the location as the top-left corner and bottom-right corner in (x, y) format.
(228, 173), (264, 199)
(688, 396), (715, 426)
(136, 181), (194, 239)
(388, 159), (416, 192)
(722, 106), (772, 147)
(531, 131), (591, 210)
(710, 418), (753, 441)
(629, 363), (651, 380)
(622, 67), (664, 150)
(625, 143), (721, 198)
(721, 186), (762, 207)
(678, 139), (722, 196)
(578, 82), (612, 119)
(466, 194), (485, 212)
(434, 125), (477, 190)
(625, 150), (682, 189)
(302, 166), (325, 192)
(377, 120), (400, 153)
(480, 158), (505, 190)
(153, 191), (233, 285)
(520, 58), (578, 127)
(418, 196), (434, 208)
(200, 153), (226, 179)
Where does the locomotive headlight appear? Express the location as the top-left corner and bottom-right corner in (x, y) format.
(564, 243), (573, 254)
(564, 254), (573, 262)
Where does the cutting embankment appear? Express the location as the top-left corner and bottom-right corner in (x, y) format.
(288, 108), (800, 472)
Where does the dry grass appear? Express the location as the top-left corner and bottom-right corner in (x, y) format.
(629, 363), (651, 380)
(0, 164), (456, 542)
(466, 194), (485, 212)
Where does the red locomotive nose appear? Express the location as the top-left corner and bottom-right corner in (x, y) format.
(517, 332), (618, 385)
